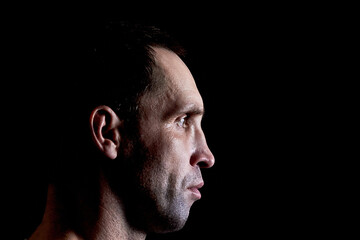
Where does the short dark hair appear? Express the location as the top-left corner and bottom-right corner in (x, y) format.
(80, 21), (186, 123)
(50, 21), (185, 184)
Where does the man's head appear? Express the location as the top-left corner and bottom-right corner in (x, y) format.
(54, 21), (214, 234)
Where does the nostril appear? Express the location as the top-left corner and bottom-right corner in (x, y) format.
(190, 151), (215, 168)
(198, 160), (210, 168)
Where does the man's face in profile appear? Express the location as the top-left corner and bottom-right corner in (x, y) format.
(110, 47), (214, 233)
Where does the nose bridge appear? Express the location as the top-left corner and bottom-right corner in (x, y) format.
(191, 126), (215, 168)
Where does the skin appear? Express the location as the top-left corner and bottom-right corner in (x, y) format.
(29, 46), (214, 240)
(131, 47), (215, 232)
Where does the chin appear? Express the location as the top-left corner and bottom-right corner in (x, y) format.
(150, 217), (188, 234)
(149, 203), (191, 233)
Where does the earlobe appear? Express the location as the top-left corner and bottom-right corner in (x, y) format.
(89, 105), (122, 159)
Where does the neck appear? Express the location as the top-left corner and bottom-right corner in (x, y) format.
(30, 174), (146, 240)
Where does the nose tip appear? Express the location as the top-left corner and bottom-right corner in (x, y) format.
(204, 149), (215, 168)
(190, 147), (215, 168)
(191, 127), (215, 168)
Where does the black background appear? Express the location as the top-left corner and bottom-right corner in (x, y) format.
(4, 3), (354, 240)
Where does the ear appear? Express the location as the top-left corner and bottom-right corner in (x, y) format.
(89, 105), (122, 159)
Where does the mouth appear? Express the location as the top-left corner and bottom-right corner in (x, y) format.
(187, 182), (204, 200)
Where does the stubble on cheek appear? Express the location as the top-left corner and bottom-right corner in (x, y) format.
(135, 109), (193, 228)
(139, 147), (189, 217)
(165, 172), (184, 205)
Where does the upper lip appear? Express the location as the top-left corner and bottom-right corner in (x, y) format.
(188, 182), (204, 190)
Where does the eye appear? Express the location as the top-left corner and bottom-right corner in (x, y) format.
(176, 115), (188, 128)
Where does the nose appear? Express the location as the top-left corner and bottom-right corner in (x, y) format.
(190, 130), (215, 168)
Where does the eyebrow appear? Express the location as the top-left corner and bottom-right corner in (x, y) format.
(163, 103), (205, 120)
(175, 103), (205, 118)
(186, 106), (205, 116)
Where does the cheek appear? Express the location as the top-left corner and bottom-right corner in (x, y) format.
(143, 124), (191, 162)
(163, 129), (193, 168)
(144, 129), (192, 184)
(138, 118), (194, 180)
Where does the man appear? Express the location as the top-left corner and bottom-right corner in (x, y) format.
(29, 21), (215, 240)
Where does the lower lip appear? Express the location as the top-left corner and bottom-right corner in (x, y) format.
(188, 187), (202, 199)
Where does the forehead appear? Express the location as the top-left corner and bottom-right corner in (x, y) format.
(152, 47), (197, 89)
(142, 47), (204, 114)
